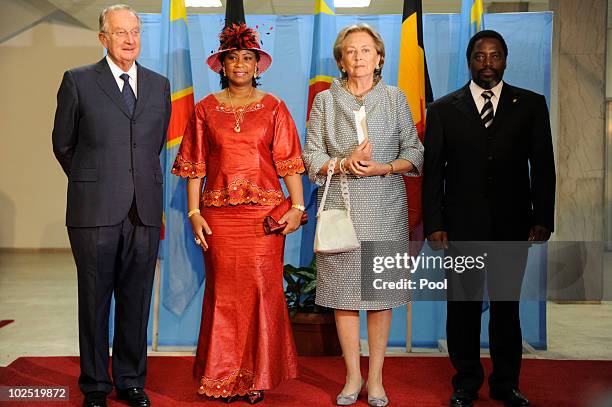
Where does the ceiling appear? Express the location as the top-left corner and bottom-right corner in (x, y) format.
(0, 0), (552, 43)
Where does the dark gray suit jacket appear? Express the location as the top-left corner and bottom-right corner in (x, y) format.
(53, 58), (171, 227)
(422, 82), (556, 241)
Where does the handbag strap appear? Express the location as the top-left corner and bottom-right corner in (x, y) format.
(317, 157), (352, 216)
(339, 169), (351, 211)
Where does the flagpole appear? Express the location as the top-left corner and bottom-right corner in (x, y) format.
(406, 303), (412, 352)
(152, 260), (161, 351)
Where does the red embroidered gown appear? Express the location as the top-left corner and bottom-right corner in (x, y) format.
(172, 93), (303, 397)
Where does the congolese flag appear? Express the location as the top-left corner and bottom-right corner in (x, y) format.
(397, 0), (433, 243)
(455, 0), (485, 88)
(300, 0), (338, 266)
(159, 0), (203, 317)
(306, 0), (337, 121)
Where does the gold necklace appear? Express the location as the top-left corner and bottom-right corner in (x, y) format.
(226, 87), (254, 133)
(343, 77), (380, 100)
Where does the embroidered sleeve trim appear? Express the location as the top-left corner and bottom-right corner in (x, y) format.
(198, 368), (255, 398)
(275, 156), (305, 177)
(203, 178), (284, 207)
(171, 153), (206, 178)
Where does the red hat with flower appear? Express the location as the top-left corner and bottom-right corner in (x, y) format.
(206, 23), (272, 74)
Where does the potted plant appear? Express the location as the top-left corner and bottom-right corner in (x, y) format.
(284, 259), (342, 356)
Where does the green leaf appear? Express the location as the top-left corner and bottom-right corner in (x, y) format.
(295, 270), (315, 280)
(302, 280), (317, 293)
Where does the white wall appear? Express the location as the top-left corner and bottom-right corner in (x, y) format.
(607, 0), (612, 98)
(0, 19), (101, 248)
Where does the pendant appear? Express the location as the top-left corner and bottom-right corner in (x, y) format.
(234, 123), (241, 133)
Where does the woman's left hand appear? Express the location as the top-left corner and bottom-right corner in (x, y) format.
(348, 160), (389, 177)
(278, 208), (303, 235)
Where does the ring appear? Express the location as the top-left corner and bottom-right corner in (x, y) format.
(194, 237), (201, 244)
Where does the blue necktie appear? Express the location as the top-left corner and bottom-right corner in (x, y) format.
(120, 73), (136, 116)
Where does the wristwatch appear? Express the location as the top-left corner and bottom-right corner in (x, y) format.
(291, 204), (306, 212)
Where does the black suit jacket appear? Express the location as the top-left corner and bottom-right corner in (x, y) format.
(53, 58), (171, 227)
(422, 83), (555, 241)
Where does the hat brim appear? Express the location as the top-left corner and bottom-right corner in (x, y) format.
(206, 48), (272, 74)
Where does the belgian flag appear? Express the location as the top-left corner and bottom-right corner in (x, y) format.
(224, 0), (246, 27)
(397, 0), (433, 243)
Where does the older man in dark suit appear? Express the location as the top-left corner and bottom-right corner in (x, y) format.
(423, 30), (555, 407)
(52, 4), (170, 407)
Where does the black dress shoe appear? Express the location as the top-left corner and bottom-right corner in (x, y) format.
(448, 389), (478, 407)
(117, 387), (151, 407)
(449, 389), (477, 407)
(83, 391), (107, 407)
(490, 389), (530, 407)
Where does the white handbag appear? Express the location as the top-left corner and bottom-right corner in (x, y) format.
(313, 157), (360, 254)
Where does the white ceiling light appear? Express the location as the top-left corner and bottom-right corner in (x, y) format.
(185, 0), (222, 7)
(335, 0), (372, 7)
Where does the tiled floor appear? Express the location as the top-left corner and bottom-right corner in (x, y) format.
(0, 251), (611, 367)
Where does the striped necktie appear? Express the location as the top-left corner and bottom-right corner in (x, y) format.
(120, 73), (136, 116)
(480, 90), (494, 128)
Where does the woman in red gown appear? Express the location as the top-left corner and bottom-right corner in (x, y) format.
(172, 24), (304, 404)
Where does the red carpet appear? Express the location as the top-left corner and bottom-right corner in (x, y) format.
(1, 356), (611, 406)
(0, 320), (14, 329)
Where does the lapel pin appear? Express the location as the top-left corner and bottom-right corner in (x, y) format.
(512, 98), (518, 103)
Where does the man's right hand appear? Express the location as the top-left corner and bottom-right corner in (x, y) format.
(427, 231), (448, 251)
(190, 214), (212, 251)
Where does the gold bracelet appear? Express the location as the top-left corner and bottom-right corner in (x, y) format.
(187, 208), (200, 218)
(383, 163), (394, 177)
(291, 203), (306, 212)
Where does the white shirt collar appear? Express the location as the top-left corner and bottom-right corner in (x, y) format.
(469, 80), (503, 114)
(470, 79), (503, 102)
(105, 55), (138, 97)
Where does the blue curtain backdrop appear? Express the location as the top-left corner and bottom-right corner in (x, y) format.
(130, 11), (552, 348)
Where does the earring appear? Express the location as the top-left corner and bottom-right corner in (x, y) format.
(375, 64), (380, 70)
(341, 67), (346, 73)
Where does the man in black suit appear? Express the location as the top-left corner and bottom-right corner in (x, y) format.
(52, 4), (171, 407)
(422, 30), (555, 407)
